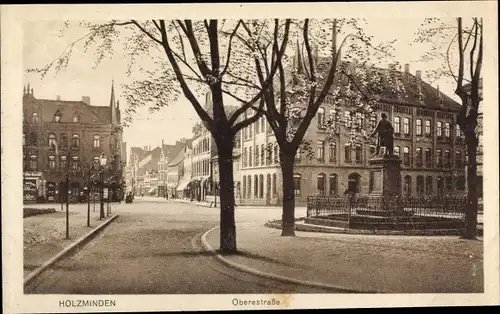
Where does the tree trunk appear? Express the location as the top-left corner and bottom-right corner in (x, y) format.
(280, 153), (296, 236)
(218, 145), (237, 253)
(463, 132), (479, 239)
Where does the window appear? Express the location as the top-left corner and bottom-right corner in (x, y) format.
(60, 133), (68, 147)
(425, 148), (432, 167)
(344, 111), (352, 128)
(455, 124), (462, 138)
(444, 150), (451, 168)
(293, 174), (301, 196)
(259, 174), (264, 198)
(403, 146), (410, 165)
(254, 175), (258, 198)
(445, 176), (453, 194)
(72, 115), (79, 123)
(243, 148), (247, 167)
(60, 156), (67, 169)
(72, 134), (80, 148)
(403, 117), (410, 135)
(394, 146), (400, 156)
(317, 141), (325, 162)
(48, 155), (56, 170)
(248, 146), (252, 167)
(436, 149), (442, 168)
(329, 174), (338, 195)
(437, 121), (443, 137)
(53, 110), (61, 122)
(317, 107), (325, 128)
(416, 176), (424, 195)
(30, 132), (38, 146)
(425, 120), (431, 135)
(48, 133), (57, 149)
(425, 176), (433, 195)
(71, 156), (80, 170)
(344, 144), (351, 162)
(437, 176), (444, 195)
(242, 176), (246, 199)
(355, 144), (362, 163)
(403, 175), (412, 196)
(416, 148), (423, 167)
(272, 174), (277, 197)
(370, 114), (377, 128)
(29, 155), (38, 170)
(416, 119), (422, 136)
(456, 151), (463, 168)
(329, 142), (336, 162)
(255, 146), (259, 166)
(394, 116), (401, 133)
(23, 133), (26, 146)
(255, 118), (260, 133)
(261, 144), (265, 166)
(32, 112), (39, 123)
(317, 173), (326, 195)
(295, 147), (301, 160)
(444, 123), (451, 137)
(247, 176), (252, 198)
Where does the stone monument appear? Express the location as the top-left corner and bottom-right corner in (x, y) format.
(367, 113), (402, 212)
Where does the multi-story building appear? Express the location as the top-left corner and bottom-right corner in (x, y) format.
(126, 145), (161, 196)
(177, 142), (193, 198)
(166, 144), (185, 197)
(22, 82), (124, 203)
(190, 127), (215, 201)
(238, 59), (466, 206)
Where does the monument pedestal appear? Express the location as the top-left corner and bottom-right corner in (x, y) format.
(367, 154), (403, 213)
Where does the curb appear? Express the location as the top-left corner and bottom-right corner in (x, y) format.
(24, 214), (120, 287)
(200, 226), (373, 293)
(265, 221), (484, 237)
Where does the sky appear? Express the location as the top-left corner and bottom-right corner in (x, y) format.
(23, 18), (456, 158)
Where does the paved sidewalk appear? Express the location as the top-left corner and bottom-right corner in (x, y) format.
(23, 205), (112, 278)
(204, 222), (483, 293)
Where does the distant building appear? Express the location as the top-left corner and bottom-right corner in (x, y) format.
(126, 145), (161, 196)
(22, 81), (124, 203)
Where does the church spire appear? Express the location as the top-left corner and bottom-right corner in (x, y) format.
(110, 80), (117, 125)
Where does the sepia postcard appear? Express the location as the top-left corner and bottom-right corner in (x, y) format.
(1, 2), (499, 312)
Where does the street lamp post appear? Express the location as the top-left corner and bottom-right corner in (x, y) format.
(65, 174), (70, 239)
(99, 153), (107, 220)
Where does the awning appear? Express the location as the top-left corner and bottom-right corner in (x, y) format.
(176, 178), (191, 191)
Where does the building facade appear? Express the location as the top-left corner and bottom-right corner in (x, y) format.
(22, 82), (124, 203)
(238, 62), (466, 206)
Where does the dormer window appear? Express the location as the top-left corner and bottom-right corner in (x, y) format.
(32, 112), (39, 123)
(72, 114), (79, 123)
(53, 110), (62, 122)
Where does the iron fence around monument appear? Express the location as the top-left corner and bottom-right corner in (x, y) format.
(306, 194), (467, 224)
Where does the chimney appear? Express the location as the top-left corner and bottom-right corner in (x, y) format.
(404, 63), (410, 74)
(416, 70), (422, 80)
(56, 95), (61, 101)
(31, 88), (34, 96)
(82, 96), (91, 105)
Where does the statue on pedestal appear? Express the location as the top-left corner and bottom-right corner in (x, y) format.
(369, 113), (395, 157)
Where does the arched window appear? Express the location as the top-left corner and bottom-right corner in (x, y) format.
(60, 133), (68, 147)
(416, 119), (422, 136)
(48, 155), (56, 170)
(93, 135), (100, 148)
(394, 146), (400, 156)
(425, 176), (433, 195)
(293, 174), (301, 196)
(329, 142), (337, 162)
(60, 156), (67, 169)
(416, 175), (424, 195)
(254, 174), (258, 198)
(425, 120), (431, 135)
(72, 134), (80, 148)
(272, 173), (277, 197)
(32, 112), (39, 123)
(30, 132), (38, 146)
(403, 146), (410, 165)
(259, 174), (264, 198)
(29, 155), (38, 170)
(48, 133), (57, 148)
(53, 110), (61, 122)
(344, 143), (352, 162)
(394, 116), (401, 133)
(71, 156), (80, 170)
(444, 122), (451, 137)
(404, 175), (412, 196)
(403, 117), (410, 135)
(416, 148), (423, 167)
(455, 124), (462, 138)
(348, 173), (361, 194)
(425, 148), (432, 167)
(317, 141), (325, 162)
(436, 149), (443, 167)
(317, 173), (326, 195)
(329, 173), (338, 195)
(437, 121), (443, 137)
(354, 144), (362, 163)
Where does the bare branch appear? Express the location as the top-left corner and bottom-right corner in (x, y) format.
(131, 20), (162, 45)
(232, 98), (265, 134)
(220, 20), (242, 77)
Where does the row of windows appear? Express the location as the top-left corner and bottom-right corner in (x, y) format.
(23, 155), (82, 171)
(23, 132), (102, 149)
(394, 147), (464, 168)
(241, 174), (278, 199)
(242, 116), (271, 140)
(193, 138), (210, 156)
(29, 112), (80, 124)
(242, 144), (279, 168)
(402, 175), (466, 195)
(193, 159), (210, 177)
